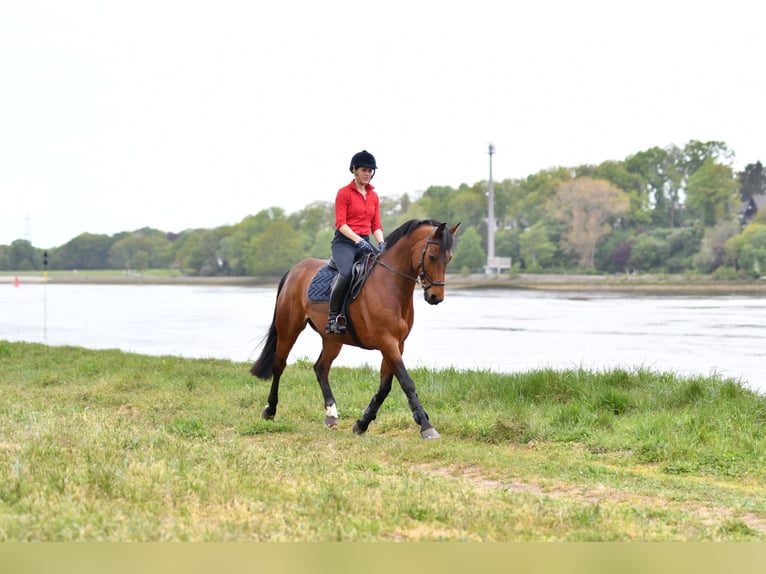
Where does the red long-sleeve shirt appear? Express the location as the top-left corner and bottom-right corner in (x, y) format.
(334, 180), (382, 236)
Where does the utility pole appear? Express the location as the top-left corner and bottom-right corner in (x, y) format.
(487, 143), (496, 266)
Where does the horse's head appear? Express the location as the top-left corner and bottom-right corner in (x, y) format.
(415, 221), (460, 305)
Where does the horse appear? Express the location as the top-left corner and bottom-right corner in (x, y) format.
(249, 218), (460, 439)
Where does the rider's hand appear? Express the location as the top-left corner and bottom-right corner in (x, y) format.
(356, 238), (378, 255)
(378, 241), (386, 252)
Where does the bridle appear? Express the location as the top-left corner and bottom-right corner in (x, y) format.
(374, 227), (447, 293)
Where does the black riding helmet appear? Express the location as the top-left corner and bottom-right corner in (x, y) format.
(349, 150), (378, 173)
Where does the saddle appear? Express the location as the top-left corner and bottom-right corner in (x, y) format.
(307, 253), (377, 303)
(307, 253), (378, 349)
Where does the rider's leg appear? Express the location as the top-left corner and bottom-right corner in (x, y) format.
(326, 232), (357, 335)
(325, 274), (351, 334)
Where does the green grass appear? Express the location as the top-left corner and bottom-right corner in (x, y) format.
(1, 341), (766, 541)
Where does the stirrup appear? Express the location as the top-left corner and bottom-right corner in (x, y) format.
(325, 315), (346, 335)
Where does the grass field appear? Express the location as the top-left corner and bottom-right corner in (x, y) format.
(2, 340), (766, 541)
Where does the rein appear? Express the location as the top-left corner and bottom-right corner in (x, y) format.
(374, 229), (446, 292)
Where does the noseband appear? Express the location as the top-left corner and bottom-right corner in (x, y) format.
(375, 228), (447, 293)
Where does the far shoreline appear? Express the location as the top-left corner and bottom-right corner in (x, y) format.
(3, 271), (766, 294)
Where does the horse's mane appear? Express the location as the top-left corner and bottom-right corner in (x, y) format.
(384, 219), (455, 252)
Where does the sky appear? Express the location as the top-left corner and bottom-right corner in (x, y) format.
(2, 0), (765, 248)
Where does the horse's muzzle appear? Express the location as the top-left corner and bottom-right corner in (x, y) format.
(424, 291), (443, 305)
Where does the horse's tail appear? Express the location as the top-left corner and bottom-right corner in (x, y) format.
(250, 271), (289, 380)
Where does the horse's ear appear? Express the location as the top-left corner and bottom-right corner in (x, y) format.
(450, 222), (461, 236)
(434, 222), (447, 237)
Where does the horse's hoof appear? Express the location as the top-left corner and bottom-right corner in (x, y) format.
(352, 421), (367, 435)
(261, 406), (275, 420)
(324, 416), (339, 429)
(421, 428), (440, 439)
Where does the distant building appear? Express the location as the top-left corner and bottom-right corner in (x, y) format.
(739, 195), (766, 223)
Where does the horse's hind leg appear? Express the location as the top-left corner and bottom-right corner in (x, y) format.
(263, 319), (307, 421)
(262, 370), (281, 420)
(314, 339), (343, 428)
(352, 363), (394, 435)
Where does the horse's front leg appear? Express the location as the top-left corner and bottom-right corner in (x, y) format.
(353, 365), (394, 435)
(354, 356), (439, 439)
(395, 364), (440, 439)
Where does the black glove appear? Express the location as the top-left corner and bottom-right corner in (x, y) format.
(356, 238), (378, 255)
(378, 241), (386, 252)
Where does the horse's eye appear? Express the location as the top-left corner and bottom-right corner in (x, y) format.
(429, 254), (437, 262)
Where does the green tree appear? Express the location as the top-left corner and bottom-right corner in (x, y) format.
(487, 179), (514, 223)
(664, 226), (703, 272)
(512, 168), (573, 227)
(624, 145), (683, 227)
(592, 160), (652, 227)
(8, 240), (38, 271)
(288, 201), (334, 256)
(494, 228), (521, 262)
(451, 226), (485, 273)
(738, 161), (766, 202)
(173, 233), (202, 273)
(305, 227), (334, 260)
(130, 250), (150, 271)
(627, 234), (669, 272)
(108, 232), (172, 271)
(681, 140), (733, 174)
(737, 225), (766, 278)
(518, 222), (555, 271)
(218, 215), (269, 275)
(246, 220), (304, 276)
(54, 233), (113, 270)
(454, 184), (487, 231)
(419, 185), (459, 225)
(595, 228), (635, 272)
(217, 234), (244, 275)
(0, 246), (10, 270)
(694, 220), (741, 272)
(726, 223), (766, 277)
(685, 158), (739, 226)
(548, 177), (630, 270)
(189, 229), (229, 276)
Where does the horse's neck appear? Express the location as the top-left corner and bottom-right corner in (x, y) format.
(377, 248), (418, 304)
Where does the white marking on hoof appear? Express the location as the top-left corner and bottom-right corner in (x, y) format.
(421, 428), (441, 439)
(325, 404), (338, 418)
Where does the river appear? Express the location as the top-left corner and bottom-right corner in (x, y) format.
(2, 283), (765, 393)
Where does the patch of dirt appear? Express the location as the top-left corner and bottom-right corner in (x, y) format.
(413, 462), (766, 536)
(116, 404), (141, 417)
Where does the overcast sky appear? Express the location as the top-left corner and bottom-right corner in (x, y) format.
(2, 0), (764, 248)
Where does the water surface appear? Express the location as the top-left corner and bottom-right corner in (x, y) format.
(2, 283), (764, 392)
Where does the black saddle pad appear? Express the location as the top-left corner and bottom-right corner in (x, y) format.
(307, 255), (376, 303)
(307, 264), (337, 302)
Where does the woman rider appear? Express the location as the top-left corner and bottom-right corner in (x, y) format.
(325, 150), (386, 335)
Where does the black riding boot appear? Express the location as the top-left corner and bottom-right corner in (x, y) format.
(325, 275), (350, 335)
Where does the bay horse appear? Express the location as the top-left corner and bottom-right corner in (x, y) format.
(250, 219), (460, 439)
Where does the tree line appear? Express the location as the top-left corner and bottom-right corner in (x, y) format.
(2, 139), (766, 278)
